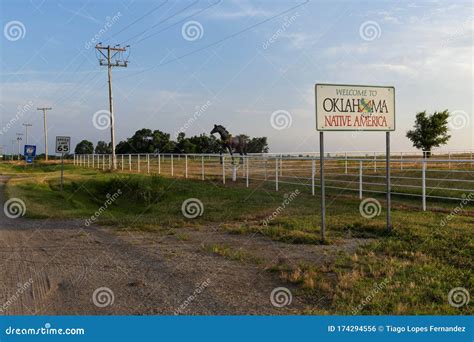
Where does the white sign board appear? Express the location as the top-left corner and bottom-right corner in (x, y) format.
(315, 84), (395, 131)
(55, 136), (71, 154)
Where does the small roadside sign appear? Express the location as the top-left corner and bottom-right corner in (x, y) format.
(24, 145), (36, 164)
(55, 136), (71, 191)
(55, 136), (71, 154)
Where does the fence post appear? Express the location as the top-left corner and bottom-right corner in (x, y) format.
(128, 154), (131, 171)
(109, 155), (112, 169)
(87, 155), (89, 168)
(345, 152), (348, 174)
(311, 159), (315, 196)
(275, 158), (279, 191)
(222, 156), (225, 184)
(246, 157), (249, 188)
(121, 155), (124, 171)
(171, 155), (174, 176)
(102, 155), (105, 170)
(359, 160), (363, 199)
(138, 155), (141, 173)
(422, 159), (426, 211)
(448, 152), (451, 169)
(201, 155), (204, 180)
(280, 157), (283, 177)
(185, 155), (188, 178)
(158, 154), (161, 174)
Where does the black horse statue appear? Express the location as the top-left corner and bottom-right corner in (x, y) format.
(210, 124), (247, 164)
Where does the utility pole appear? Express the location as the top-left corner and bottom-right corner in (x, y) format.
(11, 140), (15, 160)
(16, 133), (23, 160)
(37, 107), (52, 161)
(23, 123), (32, 145)
(95, 44), (129, 170)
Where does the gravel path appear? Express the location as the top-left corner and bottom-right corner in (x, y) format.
(0, 176), (363, 315)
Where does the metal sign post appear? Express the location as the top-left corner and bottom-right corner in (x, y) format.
(386, 132), (391, 230)
(319, 132), (326, 241)
(60, 153), (64, 191)
(315, 83), (395, 235)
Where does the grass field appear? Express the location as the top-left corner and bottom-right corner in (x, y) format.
(1, 161), (473, 314)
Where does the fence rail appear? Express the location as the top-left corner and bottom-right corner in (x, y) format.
(73, 152), (474, 212)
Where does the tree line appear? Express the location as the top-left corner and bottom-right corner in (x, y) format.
(74, 128), (269, 154)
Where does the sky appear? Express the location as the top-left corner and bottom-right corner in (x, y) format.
(0, 0), (472, 155)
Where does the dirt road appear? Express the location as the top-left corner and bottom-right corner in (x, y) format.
(0, 176), (362, 315)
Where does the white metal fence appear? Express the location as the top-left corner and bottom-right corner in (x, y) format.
(73, 151), (474, 211)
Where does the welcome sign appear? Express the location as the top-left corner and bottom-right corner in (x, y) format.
(315, 84), (395, 131)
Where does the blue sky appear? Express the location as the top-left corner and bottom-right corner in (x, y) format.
(0, 0), (472, 154)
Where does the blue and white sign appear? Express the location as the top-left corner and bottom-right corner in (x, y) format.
(24, 144), (36, 164)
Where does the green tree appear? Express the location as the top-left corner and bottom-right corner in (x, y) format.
(406, 110), (451, 157)
(95, 141), (112, 154)
(247, 137), (269, 153)
(74, 140), (94, 154)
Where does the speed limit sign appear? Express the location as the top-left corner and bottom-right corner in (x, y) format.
(55, 136), (71, 154)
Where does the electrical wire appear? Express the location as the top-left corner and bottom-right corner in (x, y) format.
(118, 0), (309, 80)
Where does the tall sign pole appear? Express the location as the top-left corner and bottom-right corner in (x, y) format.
(319, 131), (326, 241)
(95, 44), (129, 170)
(37, 107), (52, 161)
(386, 132), (392, 230)
(315, 84), (395, 234)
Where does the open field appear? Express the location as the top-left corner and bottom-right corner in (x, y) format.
(0, 161), (472, 315)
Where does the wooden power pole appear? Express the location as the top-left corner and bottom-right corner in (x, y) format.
(37, 107), (52, 161)
(22, 123), (32, 145)
(95, 44), (129, 170)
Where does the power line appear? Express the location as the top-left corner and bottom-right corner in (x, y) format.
(101, 0), (169, 44)
(119, 0), (309, 80)
(121, 1), (199, 45)
(133, 0), (221, 46)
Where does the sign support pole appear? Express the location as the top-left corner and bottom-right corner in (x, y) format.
(60, 152), (64, 191)
(320, 131), (326, 241)
(386, 132), (391, 231)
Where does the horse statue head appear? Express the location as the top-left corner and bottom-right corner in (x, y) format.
(210, 124), (229, 140)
